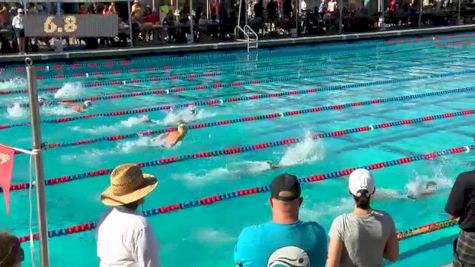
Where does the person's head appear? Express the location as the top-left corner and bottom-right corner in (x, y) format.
(425, 181), (437, 191)
(0, 232), (23, 267)
(17, 8), (23, 16)
(177, 122), (187, 135)
(348, 168), (375, 210)
(270, 174), (303, 222)
(101, 164), (159, 210)
(83, 100), (92, 108)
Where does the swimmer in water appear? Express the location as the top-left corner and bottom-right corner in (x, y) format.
(407, 181), (438, 199)
(140, 114), (153, 124)
(60, 100), (92, 113)
(154, 121), (188, 147)
(266, 161), (281, 169)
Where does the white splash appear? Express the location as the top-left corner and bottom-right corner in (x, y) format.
(155, 106), (215, 125)
(54, 82), (84, 99)
(194, 228), (235, 243)
(300, 198), (353, 221)
(404, 172), (452, 199)
(174, 161), (272, 186)
(278, 132), (325, 167)
(117, 136), (168, 153)
(61, 148), (118, 162)
(69, 125), (118, 134)
(6, 102), (27, 119)
(41, 105), (77, 115)
(0, 77), (26, 90)
(120, 115), (150, 127)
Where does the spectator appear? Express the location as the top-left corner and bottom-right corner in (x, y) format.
(0, 232), (24, 267)
(96, 163), (160, 267)
(11, 8), (25, 55)
(0, 4), (9, 28)
(234, 173), (327, 267)
(445, 169), (475, 267)
(131, 0), (143, 19)
(327, 169), (399, 267)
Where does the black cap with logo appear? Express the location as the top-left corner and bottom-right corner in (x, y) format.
(270, 173), (301, 201)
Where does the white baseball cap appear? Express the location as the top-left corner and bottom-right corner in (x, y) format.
(348, 168), (375, 196)
(17, 8), (24, 13)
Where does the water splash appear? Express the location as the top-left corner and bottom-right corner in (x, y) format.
(175, 161), (272, 186)
(6, 102), (27, 119)
(300, 197), (353, 221)
(41, 105), (77, 115)
(155, 106), (215, 125)
(69, 125), (118, 135)
(117, 136), (170, 153)
(120, 115), (150, 128)
(404, 172), (452, 199)
(194, 228), (235, 243)
(54, 82), (84, 99)
(61, 148), (119, 162)
(0, 77), (26, 90)
(278, 132), (325, 167)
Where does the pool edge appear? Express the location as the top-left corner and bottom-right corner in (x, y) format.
(0, 24), (474, 64)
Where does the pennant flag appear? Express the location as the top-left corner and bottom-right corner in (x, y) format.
(0, 144), (15, 215)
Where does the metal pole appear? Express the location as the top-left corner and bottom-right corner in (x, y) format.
(245, 0), (248, 25)
(339, 0), (343, 33)
(128, 0), (134, 47)
(295, 0), (298, 34)
(457, 0), (461, 24)
(189, 0), (194, 43)
(25, 57), (50, 267)
(418, 0), (422, 27)
(238, 0), (242, 26)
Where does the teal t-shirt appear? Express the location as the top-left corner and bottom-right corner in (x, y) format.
(234, 221), (327, 267)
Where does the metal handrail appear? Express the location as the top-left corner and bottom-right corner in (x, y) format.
(244, 25), (258, 42)
(234, 25), (249, 41)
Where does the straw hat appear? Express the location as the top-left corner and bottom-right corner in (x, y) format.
(101, 164), (158, 206)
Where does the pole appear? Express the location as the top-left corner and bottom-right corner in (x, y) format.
(207, 0), (209, 19)
(457, 0), (461, 24)
(25, 57), (50, 267)
(128, 0), (134, 47)
(189, 0), (194, 43)
(295, 0), (298, 34)
(418, 0), (422, 27)
(339, 0), (343, 33)
(238, 0), (242, 26)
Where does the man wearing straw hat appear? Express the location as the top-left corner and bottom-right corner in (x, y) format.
(96, 164), (160, 267)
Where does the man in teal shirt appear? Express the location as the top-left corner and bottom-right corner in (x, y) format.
(234, 174), (327, 267)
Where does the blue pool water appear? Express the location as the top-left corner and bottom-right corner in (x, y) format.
(1, 32), (475, 267)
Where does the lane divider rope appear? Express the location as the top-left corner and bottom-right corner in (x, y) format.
(4, 56), (469, 109)
(34, 101), (475, 152)
(20, 34), (475, 82)
(1, 32), (471, 73)
(6, 109), (474, 190)
(2, 71), (475, 131)
(3, 50), (473, 96)
(17, 144), (473, 243)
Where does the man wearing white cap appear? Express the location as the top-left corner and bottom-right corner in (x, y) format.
(327, 168), (399, 267)
(96, 164), (160, 267)
(11, 8), (25, 55)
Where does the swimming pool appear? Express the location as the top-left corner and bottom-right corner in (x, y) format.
(1, 32), (475, 267)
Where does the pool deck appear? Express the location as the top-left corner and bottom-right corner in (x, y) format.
(0, 24), (474, 64)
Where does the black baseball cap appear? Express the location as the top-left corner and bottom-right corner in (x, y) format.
(270, 173), (301, 201)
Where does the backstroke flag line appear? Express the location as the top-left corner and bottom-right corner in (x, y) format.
(0, 144), (15, 215)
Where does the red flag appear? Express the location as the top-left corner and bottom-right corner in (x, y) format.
(0, 144), (15, 215)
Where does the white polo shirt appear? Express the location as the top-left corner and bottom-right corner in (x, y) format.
(96, 207), (160, 267)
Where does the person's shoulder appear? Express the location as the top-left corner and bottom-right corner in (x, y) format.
(372, 210), (395, 223)
(456, 170), (475, 183)
(300, 221), (326, 235)
(114, 208), (151, 229)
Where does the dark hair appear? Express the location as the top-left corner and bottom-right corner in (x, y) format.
(0, 232), (22, 267)
(352, 190), (371, 210)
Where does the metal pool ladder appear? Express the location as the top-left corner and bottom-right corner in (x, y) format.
(235, 25), (259, 53)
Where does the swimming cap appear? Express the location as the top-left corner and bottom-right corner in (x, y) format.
(84, 100), (92, 107)
(177, 123), (187, 134)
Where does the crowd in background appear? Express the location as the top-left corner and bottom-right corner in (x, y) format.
(0, 0), (473, 54)
(1, 163), (474, 267)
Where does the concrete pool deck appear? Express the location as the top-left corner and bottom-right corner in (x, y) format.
(0, 24), (474, 65)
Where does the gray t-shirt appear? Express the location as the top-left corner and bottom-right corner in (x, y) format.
(329, 210), (396, 267)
